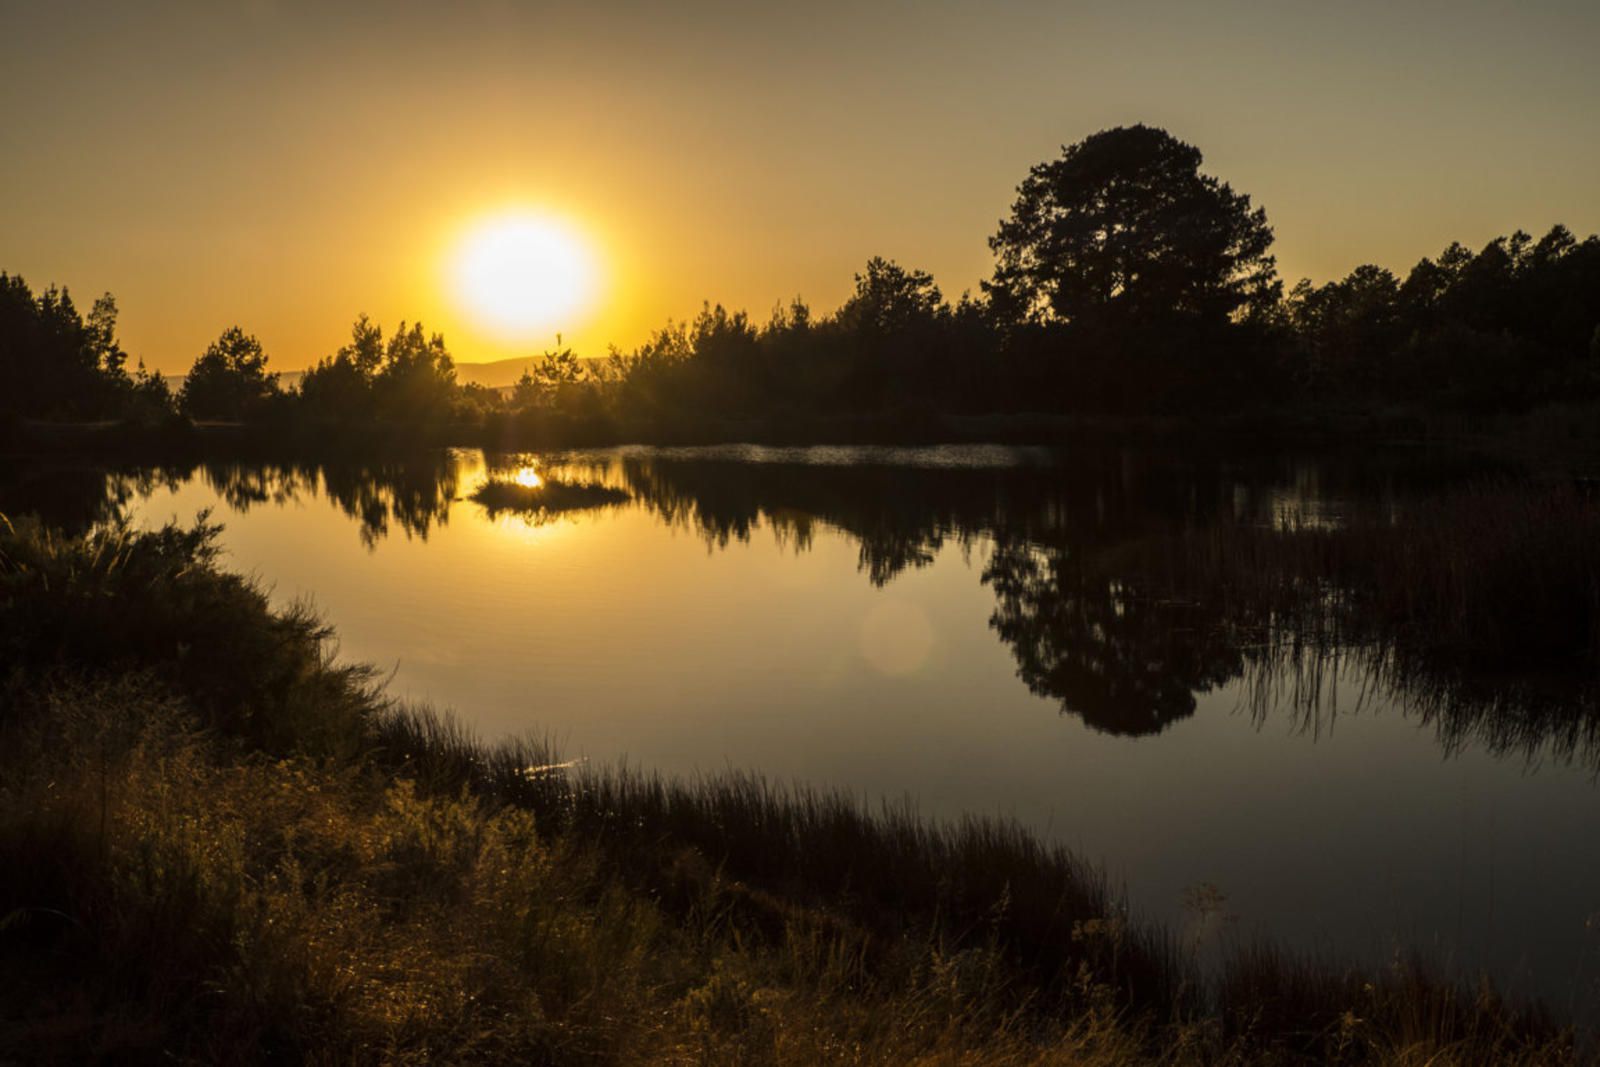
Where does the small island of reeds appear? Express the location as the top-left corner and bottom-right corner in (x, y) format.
(469, 475), (632, 521)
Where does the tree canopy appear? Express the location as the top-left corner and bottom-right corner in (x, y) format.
(179, 327), (280, 420)
(6, 124), (1600, 431)
(0, 274), (136, 418)
(298, 316), (459, 425)
(986, 125), (1279, 327)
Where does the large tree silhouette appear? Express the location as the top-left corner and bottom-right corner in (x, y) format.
(986, 125), (1279, 327)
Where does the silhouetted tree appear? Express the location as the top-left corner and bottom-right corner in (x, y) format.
(508, 348), (605, 422)
(126, 360), (175, 422)
(84, 294), (128, 381)
(0, 274), (136, 418)
(987, 126), (1279, 327)
(179, 327), (279, 420)
(1287, 224), (1600, 412)
(832, 258), (954, 408)
(299, 314), (383, 418)
(836, 258), (945, 334)
(1285, 265), (1403, 396)
(758, 298), (843, 410)
(513, 349), (581, 401)
(686, 303), (764, 411)
(371, 321), (457, 425)
(14, 140), (1600, 435)
(297, 316), (460, 427)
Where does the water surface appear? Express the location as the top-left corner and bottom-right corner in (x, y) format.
(11, 444), (1598, 1014)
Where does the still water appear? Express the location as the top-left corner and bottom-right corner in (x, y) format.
(22, 445), (1600, 1012)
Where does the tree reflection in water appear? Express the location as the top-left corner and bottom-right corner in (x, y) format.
(7, 444), (1593, 767)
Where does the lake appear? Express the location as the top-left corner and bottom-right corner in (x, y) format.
(9, 443), (1598, 1015)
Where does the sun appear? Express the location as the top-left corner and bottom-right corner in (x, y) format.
(451, 211), (598, 339)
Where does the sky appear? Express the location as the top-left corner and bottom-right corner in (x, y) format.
(3, 0), (1597, 373)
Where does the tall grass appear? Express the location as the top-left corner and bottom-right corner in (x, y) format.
(372, 704), (1182, 1010)
(0, 512), (1581, 1063)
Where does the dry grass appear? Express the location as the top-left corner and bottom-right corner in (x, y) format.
(0, 684), (1167, 1064)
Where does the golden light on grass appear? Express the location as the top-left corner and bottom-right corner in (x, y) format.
(450, 211), (599, 339)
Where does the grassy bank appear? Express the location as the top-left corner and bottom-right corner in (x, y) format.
(0, 515), (1580, 1063)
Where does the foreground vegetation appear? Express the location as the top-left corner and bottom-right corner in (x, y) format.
(0, 509), (1586, 1063)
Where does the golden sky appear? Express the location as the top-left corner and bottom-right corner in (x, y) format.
(3, 1), (1597, 373)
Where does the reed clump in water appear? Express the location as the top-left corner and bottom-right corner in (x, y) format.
(469, 476), (630, 521)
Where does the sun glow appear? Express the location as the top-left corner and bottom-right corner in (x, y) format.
(451, 212), (599, 339)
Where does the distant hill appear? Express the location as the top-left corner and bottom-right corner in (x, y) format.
(451, 356), (546, 389)
(162, 356), (567, 394)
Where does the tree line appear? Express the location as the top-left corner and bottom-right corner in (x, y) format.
(5, 124), (1599, 437)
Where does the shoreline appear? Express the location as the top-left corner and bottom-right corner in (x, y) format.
(8, 401), (1600, 466)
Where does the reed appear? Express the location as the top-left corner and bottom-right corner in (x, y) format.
(1175, 480), (1600, 667)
